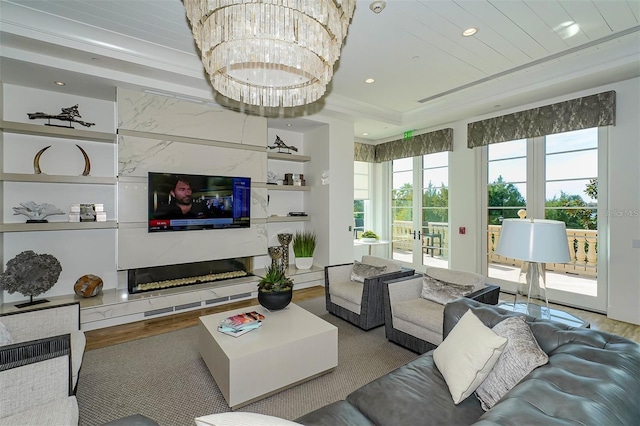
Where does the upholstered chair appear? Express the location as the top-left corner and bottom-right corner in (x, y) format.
(384, 267), (499, 353)
(325, 255), (414, 330)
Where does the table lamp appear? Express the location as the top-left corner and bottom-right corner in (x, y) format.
(495, 213), (570, 317)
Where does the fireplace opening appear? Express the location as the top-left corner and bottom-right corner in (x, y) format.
(128, 257), (253, 294)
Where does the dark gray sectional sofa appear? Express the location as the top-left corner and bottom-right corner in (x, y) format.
(296, 298), (640, 426)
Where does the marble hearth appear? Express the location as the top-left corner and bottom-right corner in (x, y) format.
(0, 266), (324, 331)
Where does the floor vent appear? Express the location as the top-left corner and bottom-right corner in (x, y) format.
(144, 307), (173, 317)
(175, 301), (202, 311)
(205, 297), (229, 305)
(230, 292), (252, 300)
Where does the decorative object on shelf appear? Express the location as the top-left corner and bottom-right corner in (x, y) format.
(27, 104), (95, 128)
(268, 135), (298, 154)
(288, 212), (308, 217)
(268, 246), (284, 268)
(33, 144), (91, 176)
(361, 230), (380, 243)
(277, 233), (293, 268)
(0, 250), (62, 308)
(284, 173), (305, 186)
(74, 274), (103, 298)
(495, 214), (571, 319)
(267, 171), (278, 185)
(293, 230), (317, 270)
(183, 1), (355, 108)
(321, 170), (330, 185)
(12, 201), (64, 223)
(257, 263), (293, 311)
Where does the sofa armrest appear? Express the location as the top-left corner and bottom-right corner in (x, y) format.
(0, 334), (73, 419)
(325, 263), (354, 288)
(0, 302), (81, 344)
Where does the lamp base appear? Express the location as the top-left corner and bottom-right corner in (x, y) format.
(514, 262), (550, 319)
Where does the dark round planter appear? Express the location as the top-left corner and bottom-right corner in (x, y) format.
(258, 290), (293, 311)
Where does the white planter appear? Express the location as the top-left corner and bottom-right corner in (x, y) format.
(361, 238), (378, 243)
(295, 257), (313, 270)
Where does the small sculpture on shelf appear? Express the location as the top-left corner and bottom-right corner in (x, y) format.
(74, 274), (103, 298)
(13, 201), (65, 223)
(33, 144), (91, 175)
(27, 104), (95, 128)
(267, 135), (298, 154)
(0, 250), (62, 308)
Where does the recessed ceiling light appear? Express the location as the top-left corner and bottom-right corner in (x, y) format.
(365, 78), (375, 84)
(54, 81), (65, 86)
(362, 132), (369, 136)
(462, 27), (478, 37)
(287, 123), (292, 127)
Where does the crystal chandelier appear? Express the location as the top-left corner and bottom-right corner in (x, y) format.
(184, 0), (356, 108)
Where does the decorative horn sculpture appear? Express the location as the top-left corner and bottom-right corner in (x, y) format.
(33, 146), (51, 174)
(76, 144), (91, 176)
(32, 145), (90, 175)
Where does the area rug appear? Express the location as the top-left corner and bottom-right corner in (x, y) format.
(76, 297), (417, 425)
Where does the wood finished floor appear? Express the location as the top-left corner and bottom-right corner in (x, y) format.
(84, 286), (639, 351)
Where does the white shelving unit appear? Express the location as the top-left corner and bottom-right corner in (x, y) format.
(267, 152), (311, 223)
(0, 120), (116, 143)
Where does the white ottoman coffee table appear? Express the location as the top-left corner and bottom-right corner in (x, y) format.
(199, 303), (338, 409)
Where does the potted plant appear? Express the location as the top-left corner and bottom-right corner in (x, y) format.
(257, 263), (294, 310)
(361, 230), (379, 243)
(292, 230), (317, 270)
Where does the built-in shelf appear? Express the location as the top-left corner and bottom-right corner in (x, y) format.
(0, 120), (116, 143)
(267, 152), (311, 162)
(266, 216), (310, 223)
(0, 221), (117, 233)
(1, 173), (117, 185)
(267, 185), (310, 191)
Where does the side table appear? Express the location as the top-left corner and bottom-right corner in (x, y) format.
(496, 302), (590, 328)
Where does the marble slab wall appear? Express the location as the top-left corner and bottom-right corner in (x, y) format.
(116, 89), (269, 271)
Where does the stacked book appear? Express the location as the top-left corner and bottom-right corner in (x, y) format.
(218, 311), (265, 337)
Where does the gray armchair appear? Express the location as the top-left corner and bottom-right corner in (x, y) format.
(384, 268), (500, 353)
(325, 255), (415, 330)
(0, 334), (79, 425)
(0, 302), (85, 391)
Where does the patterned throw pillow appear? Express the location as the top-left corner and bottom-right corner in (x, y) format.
(0, 321), (12, 346)
(420, 275), (475, 305)
(350, 260), (387, 283)
(475, 316), (549, 410)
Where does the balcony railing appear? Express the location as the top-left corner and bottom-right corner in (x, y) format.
(488, 225), (597, 277)
(391, 221), (597, 278)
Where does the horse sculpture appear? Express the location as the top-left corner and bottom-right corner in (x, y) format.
(27, 104), (95, 128)
(268, 135), (298, 154)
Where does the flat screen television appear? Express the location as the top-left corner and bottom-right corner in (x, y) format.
(148, 172), (251, 233)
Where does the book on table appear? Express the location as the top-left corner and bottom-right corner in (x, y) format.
(220, 311), (265, 330)
(217, 321), (262, 337)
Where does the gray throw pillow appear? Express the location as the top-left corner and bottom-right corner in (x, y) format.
(420, 275), (475, 305)
(475, 316), (549, 410)
(350, 260), (387, 283)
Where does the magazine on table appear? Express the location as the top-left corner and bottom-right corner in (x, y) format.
(217, 321), (262, 337)
(220, 311), (265, 330)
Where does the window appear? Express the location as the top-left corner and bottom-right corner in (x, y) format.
(354, 161), (371, 238)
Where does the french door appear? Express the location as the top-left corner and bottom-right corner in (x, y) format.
(391, 153), (449, 272)
(483, 127), (607, 312)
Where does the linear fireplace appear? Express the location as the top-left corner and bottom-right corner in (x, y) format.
(128, 257), (253, 294)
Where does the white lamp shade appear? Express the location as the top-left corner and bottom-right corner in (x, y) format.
(495, 219), (571, 263)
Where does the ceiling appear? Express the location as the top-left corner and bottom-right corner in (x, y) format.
(1, 0), (638, 143)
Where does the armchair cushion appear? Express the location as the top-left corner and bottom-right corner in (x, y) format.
(420, 275), (475, 305)
(350, 260), (387, 283)
(425, 266), (485, 291)
(330, 280), (364, 307)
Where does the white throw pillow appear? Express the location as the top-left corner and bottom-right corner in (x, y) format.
(195, 412), (302, 426)
(0, 320), (12, 346)
(433, 309), (508, 404)
(475, 316), (548, 410)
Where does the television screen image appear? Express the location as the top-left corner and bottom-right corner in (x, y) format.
(148, 172), (251, 233)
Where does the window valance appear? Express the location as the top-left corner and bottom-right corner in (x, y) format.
(355, 128), (453, 163)
(467, 91), (616, 148)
